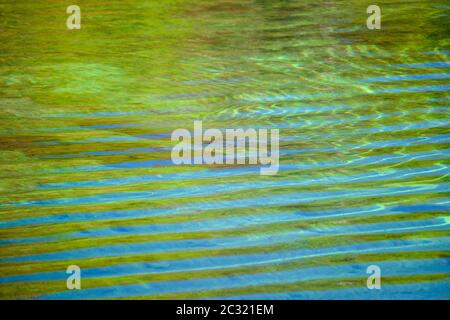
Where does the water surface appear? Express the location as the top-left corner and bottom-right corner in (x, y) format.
(0, 0), (449, 299)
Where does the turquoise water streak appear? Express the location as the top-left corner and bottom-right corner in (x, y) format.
(0, 0), (449, 299)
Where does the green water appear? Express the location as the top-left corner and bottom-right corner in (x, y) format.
(0, 0), (449, 299)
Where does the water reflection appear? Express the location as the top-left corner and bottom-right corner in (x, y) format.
(0, 0), (448, 299)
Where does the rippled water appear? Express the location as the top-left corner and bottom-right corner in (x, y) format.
(0, 0), (449, 299)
